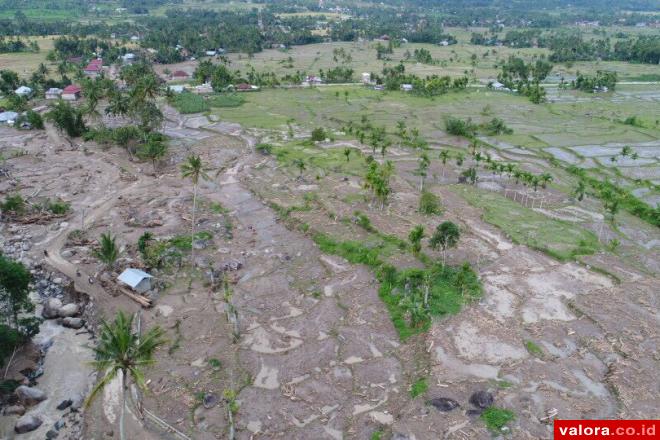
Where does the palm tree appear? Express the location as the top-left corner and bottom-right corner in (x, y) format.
(408, 225), (425, 254)
(574, 180), (586, 201)
(138, 136), (167, 173)
(292, 158), (306, 178)
(455, 152), (465, 167)
(439, 150), (450, 178)
(86, 311), (166, 440)
(540, 172), (553, 189)
(181, 155), (210, 264)
(343, 147), (351, 162)
(93, 232), (119, 270)
(415, 153), (430, 191)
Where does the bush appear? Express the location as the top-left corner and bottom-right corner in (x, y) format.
(0, 194), (25, 215)
(46, 199), (70, 215)
(482, 118), (513, 135)
(481, 407), (515, 432)
(26, 110), (44, 129)
(255, 143), (273, 155)
(444, 116), (477, 137)
(169, 93), (209, 114)
(410, 377), (428, 398)
(310, 127), (327, 142)
(419, 191), (442, 215)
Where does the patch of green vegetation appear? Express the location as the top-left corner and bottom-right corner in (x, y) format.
(255, 143), (274, 155)
(481, 407), (516, 432)
(207, 93), (245, 108)
(312, 232), (481, 340)
(370, 430), (384, 440)
(0, 194), (26, 215)
(419, 190), (443, 215)
(274, 142), (368, 176)
(169, 93), (209, 114)
(170, 231), (213, 251)
(455, 186), (600, 261)
(208, 358), (222, 369)
(525, 340), (544, 357)
(494, 379), (514, 389)
(410, 377), (428, 398)
(46, 199), (70, 215)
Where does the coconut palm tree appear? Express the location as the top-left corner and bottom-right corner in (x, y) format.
(343, 147), (351, 162)
(138, 136), (167, 173)
(415, 153), (430, 191)
(85, 311), (166, 440)
(93, 232), (119, 270)
(181, 155), (210, 264)
(408, 225), (425, 254)
(574, 179), (586, 201)
(540, 172), (553, 189)
(293, 158), (306, 178)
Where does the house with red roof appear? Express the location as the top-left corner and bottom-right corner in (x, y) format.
(171, 70), (189, 80)
(84, 59), (103, 77)
(62, 85), (82, 101)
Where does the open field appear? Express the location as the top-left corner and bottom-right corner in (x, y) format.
(0, 36), (56, 77)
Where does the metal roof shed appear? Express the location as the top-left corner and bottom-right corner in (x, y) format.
(117, 268), (153, 293)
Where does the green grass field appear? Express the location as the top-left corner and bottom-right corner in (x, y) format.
(453, 185), (601, 261)
(212, 85), (660, 150)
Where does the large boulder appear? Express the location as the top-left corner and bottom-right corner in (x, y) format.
(42, 298), (63, 319)
(15, 414), (43, 433)
(469, 391), (494, 409)
(61, 317), (84, 329)
(428, 397), (460, 412)
(16, 385), (47, 406)
(4, 405), (26, 416)
(58, 303), (80, 318)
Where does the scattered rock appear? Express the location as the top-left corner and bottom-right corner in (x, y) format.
(14, 414), (43, 433)
(466, 409), (483, 417)
(55, 419), (65, 430)
(58, 303), (80, 317)
(62, 317), (85, 329)
(203, 393), (218, 409)
(46, 429), (59, 439)
(428, 397), (460, 412)
(61, 249), (74, 258)
(4, 405), (26, 416)
(469, 391), (494, 409)
(52, 277), (63, 285)
(42, 298), (63, 319)
(219, 259), (243, 271)
(16, 385), (47, 406)
(56, 399), (73, 411)
(192, 239), (209, 250)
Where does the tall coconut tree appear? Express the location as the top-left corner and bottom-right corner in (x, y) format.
(181, 155), (210, 264)
(85, 311), (166, 440)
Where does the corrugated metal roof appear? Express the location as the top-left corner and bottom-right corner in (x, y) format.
(117, 268), (152, 288)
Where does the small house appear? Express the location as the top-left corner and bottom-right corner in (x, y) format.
(62, 85), (82, 101)
(361, 72), (371, 84)
(167, 85), (185, 94)
(400, 84), (413, 92)
(121, 53), (136, 65)
(205, 50), (217, 57)
(235, 83), (259, 92)
(303, 75), (323, 86)
(118, 268), (153, 294)
(45, 88), (63, 100)
(171, 70), (189, 80)
(84, 59), (103, 77)
(15, 86), (33, 97)
(0, 111), (19, 124)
